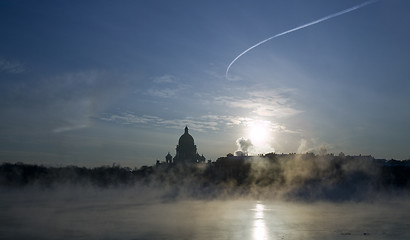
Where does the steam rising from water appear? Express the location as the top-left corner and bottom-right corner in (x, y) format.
(226, 0), (379, 79)
(1, 186), (409, 240)
(1, 154), (409, 239)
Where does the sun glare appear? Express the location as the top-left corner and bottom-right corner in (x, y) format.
(248, 120), (270, 146)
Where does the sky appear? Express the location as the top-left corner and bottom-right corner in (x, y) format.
(1, 0), (410, 167)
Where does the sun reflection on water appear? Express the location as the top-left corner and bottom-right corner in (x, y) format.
(252, 202), (268, 240)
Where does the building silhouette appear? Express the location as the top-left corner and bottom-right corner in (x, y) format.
(165, 126), (205, 165)
(165, 152), (172, 164)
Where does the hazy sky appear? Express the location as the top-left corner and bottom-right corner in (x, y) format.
(1, 0), (410, 167)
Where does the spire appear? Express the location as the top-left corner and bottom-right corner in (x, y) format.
(184, 126), (188, 134)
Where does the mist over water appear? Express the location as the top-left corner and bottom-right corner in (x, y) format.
(1, 184), (410, 240)
(1, 154), (410, 239)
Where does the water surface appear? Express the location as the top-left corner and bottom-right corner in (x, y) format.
(0, 188), (409, 239)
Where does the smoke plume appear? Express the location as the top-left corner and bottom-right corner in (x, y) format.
(235, 137), (253, 156)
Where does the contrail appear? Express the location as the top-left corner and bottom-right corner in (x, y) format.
(226, 0), (379, 79)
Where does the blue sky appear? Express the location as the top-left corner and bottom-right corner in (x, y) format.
(1, 0), (410, 167)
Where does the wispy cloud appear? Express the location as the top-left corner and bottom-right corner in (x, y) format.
(146, 88), (182, 98)
(100, 113), (162, 125)
(215, 89), (302, 118)
(146, 74), (188, 98)
(1, 70), (132, 134)
(99, 112), (297, 134)
(53, 124), (88, 133)
(100, 113), (220, 132)
(152, 74), (177, 84)
(0, 57), (25, 74)
(204, 69), (243, 82)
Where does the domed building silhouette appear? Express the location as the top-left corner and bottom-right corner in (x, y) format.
(166, 126), (205, 165)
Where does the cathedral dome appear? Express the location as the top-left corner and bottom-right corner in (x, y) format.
(178, 126), (194, 146)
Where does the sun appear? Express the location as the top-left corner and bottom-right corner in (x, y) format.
(248, 120), (270, 146)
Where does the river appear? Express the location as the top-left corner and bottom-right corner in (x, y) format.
(1, 187), (409, 239)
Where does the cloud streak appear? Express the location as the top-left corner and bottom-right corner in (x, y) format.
(226, 0), (379, 79)
(99, 112), (295, 135)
